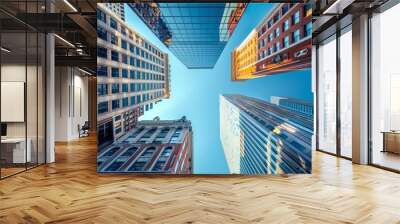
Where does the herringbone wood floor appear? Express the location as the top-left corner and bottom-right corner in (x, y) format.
(1, 135), (400, 224)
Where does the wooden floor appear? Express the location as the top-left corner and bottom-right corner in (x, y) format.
(1, 136), (400, 224)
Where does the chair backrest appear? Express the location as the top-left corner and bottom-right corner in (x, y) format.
(82, 121), (90, 129)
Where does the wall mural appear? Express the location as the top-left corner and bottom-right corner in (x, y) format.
(96, 2), (313, 174)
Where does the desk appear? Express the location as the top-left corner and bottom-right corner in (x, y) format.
(382, 131), (400, 155)
(1, 138), (31, 163)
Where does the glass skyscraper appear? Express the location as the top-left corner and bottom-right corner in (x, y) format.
(128, 3), (247, 69)
(220, 94), (313, 174)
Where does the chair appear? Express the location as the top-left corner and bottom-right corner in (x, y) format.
(78, 121), (90, 138)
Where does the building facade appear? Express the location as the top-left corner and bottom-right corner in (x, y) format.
(270, 96), (313, 116)
(220, 94), (313, 174)
(231, 30), (257, 81)
(129, 3), (247, 69)
(105, 3), (125, 21)
(97, 4), (170, 146)
(231, 3), (312, 80)
(97, 117), (193, 174)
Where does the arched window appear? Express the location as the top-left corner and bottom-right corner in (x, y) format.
(121, 146), (138, 157)
(152, 146), (173, 172)
(141, 146), (156, 157)
(128, 146), (156, 172)
(161, 146), (173, 157)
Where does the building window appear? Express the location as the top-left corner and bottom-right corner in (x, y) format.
(122, 97), (129, 107)
(304, 4), (312, 17)
(111, 33), (118, 45)
(97, 84), (108, 96)
(304, 22), (312, 37)
(292, 29), (300, 43)
(97, 9), (106, 23)
(98, 101), (108, 114)
(122, 54), (128, 64)
(97, 47), (108, 58)
(283, 19), (290, 32)
(130, 83), (135, 92)
(292, 11), (300, 25)
(112, 67), (119, 77)
(121, 39), (127, 49)
(122, 83), (129, 93)
(170, 128), (182, 143)
(121, 68), (128, 78)
(267, 19), (273, 28)
(129, 43), (134, 53)
(110, 17), (118, 30)
(284, 35), (290, 48)
(152, 161), (166, 172)
(268, 33), (273, 42)
(97, 26), (108, 41)
(130, 96), (136, 105)
(130, 56), (135, 66)
(282, 4), (289, 15)
(112, 99), (120, 110)
(141, 128), (157, 139)
(130, 70), (135, 79)
(97, 66), (108, 76)
(275, 27), (280, 37)
(111, 50), (119, 61)
(275, 42), (280, 52)
(112, 83), (119, 94)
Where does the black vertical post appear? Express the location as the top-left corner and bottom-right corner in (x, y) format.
(25, 0), (28, 171)
(336, 25), (341, 157)
(315, 44), (319, 151)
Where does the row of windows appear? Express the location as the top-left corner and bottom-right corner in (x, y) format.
(97, 82), (165, 96)
(98, 91), (164, 114)
(257, 22), (311, 60)
(258, 14), (310, 50)
(97, 9), (164, 59)
(258, 4), (311, 38)
(97, 66), (165, 81)
(97, 47), (165, 73)
(98, 26), (165, 67)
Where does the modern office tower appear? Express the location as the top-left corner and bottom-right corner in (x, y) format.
(105, 3), (125, 21)
(270, 96), (313, 116)
(231, 3), (312, 80)
(220, 94), (313, 174)
(97, 4), (170, 147)
(97, 116), (193, 174)
(231, 30), (258, 81)
(128, 3), (248, 69)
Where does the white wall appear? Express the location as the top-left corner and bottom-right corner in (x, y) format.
(54, 67), (89, 141)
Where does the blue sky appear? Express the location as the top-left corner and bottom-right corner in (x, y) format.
(125, 3), (313, 174)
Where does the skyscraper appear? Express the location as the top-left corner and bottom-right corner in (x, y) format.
(97, 116), (193, 174)
(105, 3), (125, 21)
(128, 3), (248, 69)
(231, 30), (258, 81)
(220, 94), (313, 174)
(231, 3), (312, 80)
(97, 4), (170, 146)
